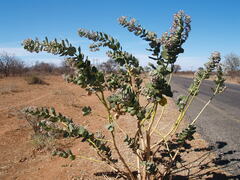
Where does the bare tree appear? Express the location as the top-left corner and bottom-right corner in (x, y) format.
(0, 52), (25, 77)
(32, 61), (55, 73)
(173, 64), (181, 73)
(98, 59), (119, 73)
(224, 53), (240, 72)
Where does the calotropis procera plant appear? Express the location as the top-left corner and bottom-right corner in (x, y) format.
(22, 10), (225, 180)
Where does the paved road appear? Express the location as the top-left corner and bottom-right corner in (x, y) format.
(171, 76), (240, 176)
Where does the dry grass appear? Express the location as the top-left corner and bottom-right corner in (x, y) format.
(31, 134), (56, 150)
(0, 85), (22, 95)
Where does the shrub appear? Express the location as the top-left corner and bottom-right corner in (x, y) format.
(22, 10), (225, 179)
(24, 75), (47, 85)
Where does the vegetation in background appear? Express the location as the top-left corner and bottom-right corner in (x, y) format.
(224, 53), (240, 78)
(0, 53), (25, 77)
(98, 59), (120, 73)
(173, 64), (181, 73)
(224, 53), (240, 72)
(0, 53), (71, 77)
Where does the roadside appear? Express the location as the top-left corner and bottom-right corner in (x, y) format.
(172, 75), (240, 177)
(175, 73), (240, 85)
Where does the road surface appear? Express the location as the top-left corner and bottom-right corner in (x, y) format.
(172, 76), (240, 176)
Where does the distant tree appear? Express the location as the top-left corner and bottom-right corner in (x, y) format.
(173, 64), (181, 73)
(0, 52), (25, 77)
(32, 61), (55, 73)
(224, 53), (240, 72)
(98, 59), (119, 73)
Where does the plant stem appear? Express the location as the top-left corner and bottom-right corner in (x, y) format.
(191, 99), (211, 125)
(111, 131), (136, 180)
(137, 149), (141, 180)
(191, 84), (220, 125)
(76, 154), (126, 178)
(152, 74), (207, 150)
(96, 91), (135, 179)
(150, 106), (165, 136)
(163, 149), (180, 177)
(112, 119), (127, 135)
(147, 103), (158, 132)
(76, 155), (103, 163)
(140, 104), (155, 126)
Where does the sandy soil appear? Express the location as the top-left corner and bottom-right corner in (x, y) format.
(0, 76), (229, 179)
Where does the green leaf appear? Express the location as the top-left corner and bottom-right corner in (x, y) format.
(82, 106), (92, 116)
(78, 126), (86, 135)
(68, 123), (74, 132)
(50, 107), (56, 115)
(69, 155), (76, 160)
(161, 50), (169, 60)
(51, 151), (57, 156)
(106, 123), (114, 132)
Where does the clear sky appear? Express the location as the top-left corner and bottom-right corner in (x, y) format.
(0, 0), (239, 70)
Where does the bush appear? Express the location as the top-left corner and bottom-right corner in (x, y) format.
(24, 75), (47, 85)
(22, 10), (226, 179)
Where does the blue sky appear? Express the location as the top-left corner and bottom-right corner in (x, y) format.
(0, 0), (239, 70)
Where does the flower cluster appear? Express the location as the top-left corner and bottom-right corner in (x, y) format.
(118, 16), (158, 41)
(213, 65), (226, 94)
(189, 51), (224, 96)
(78, 28), (121, 51)
(160, 10), (191, 64)
(204, 51), (221, 72)
(160, 10), (191, 48)
(23, 38), (77, 56)
(118, 16), (161, 58)
(176, 95), (188, 112)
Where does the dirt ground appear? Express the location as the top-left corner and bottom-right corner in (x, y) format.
(0, 76), (229, 180)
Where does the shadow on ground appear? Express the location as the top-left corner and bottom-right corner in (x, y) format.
(169, 141), (240, 179)
(94, 141), (240, 179)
